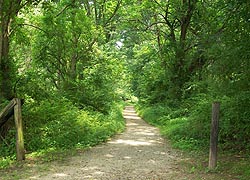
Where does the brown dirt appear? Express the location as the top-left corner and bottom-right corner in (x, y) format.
(2, 106), (234, 180)
(23, 106), (188, 179)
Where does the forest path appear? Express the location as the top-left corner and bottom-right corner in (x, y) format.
(23, 106), (190, 180)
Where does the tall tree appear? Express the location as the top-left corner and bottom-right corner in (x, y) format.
(120, 0), (198, 102)
(0, 1), (22, 101)
(0, 0), (39, 102)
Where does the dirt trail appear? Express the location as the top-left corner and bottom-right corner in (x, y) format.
(22, 106), (189, 180)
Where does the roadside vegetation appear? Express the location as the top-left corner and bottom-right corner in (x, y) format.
(127, 1), (250, 179)
(0, 99), (125, 169)
(0, 0), (127, 169)
(136, 103), (250, 179)
(0, 1), (249, 179)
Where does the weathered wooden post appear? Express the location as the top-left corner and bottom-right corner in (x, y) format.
(14, 98), (25, 161)
(209, 102), (220, 169)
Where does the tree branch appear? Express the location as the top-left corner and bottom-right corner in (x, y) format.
(17, 23), (47, 33)
(104, 0), (122, 26)
(56, 3), (73, 17)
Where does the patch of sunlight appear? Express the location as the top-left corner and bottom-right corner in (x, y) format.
(126, 122), (139, 126)
(123, 156), (132, 159)
(135, 131), (156, 136)
(81, 166), (105, 177)
(105, 154), (114, 158)
(54, 173), (68, 177)
(27, 147), (57, 158)
(93, 171), (105, 175)
(83, 175), (93, 178)
(29, 176), (40, 179)
(123, 110), (136, 113)
(109, 139), (152, 146)
(153, 151), (167, 155)
(123, 115), (141, 120)
(81, 166), (99, 171)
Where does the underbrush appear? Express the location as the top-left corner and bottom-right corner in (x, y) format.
(136, 103), (203, 151)
(137, 91), (250, 179)
(0, 98), (125, 169)
(137, 92), (250, 151)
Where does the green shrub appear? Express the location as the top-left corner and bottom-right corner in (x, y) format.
(138, 104), (196, 150)
(138, 94), (212, 150)
(22, 99), (125, 151)
(219, 91), (250, 150)
(138, 90), (250, 152)
(137, 104), (171, 126)
(0, 97), (125, 169)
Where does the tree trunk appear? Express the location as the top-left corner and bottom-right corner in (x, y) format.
(169, 0), (196, 100)
(0, 0), (22, 138)
(69, 3), (79, 80)
(0, 1), (23, 102)
(0, 7), (13, 102)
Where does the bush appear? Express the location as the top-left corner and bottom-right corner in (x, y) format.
(22, 98), (125, 151)
(137, 104), (172, 126)
(138, 91), (250, 152)
(0, 97), (125, 168)
(219, 91), (250, 150)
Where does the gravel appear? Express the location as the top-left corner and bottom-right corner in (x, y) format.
(24, 106), (188, 180)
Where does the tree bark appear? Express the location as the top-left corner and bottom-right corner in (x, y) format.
(0, 1), (22, 138)
(170, 0), (196, 99)
(0, 1), (22, 102)
(70, 2), (79, 80)
(0, 4), (12, 101)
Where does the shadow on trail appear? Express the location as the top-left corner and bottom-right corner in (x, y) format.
(122, 106), (141, 120)
(26, 106), (181, 180)
(109, 106), (164, 147)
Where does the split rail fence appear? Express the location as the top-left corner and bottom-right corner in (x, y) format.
(0, 98), (25, 161)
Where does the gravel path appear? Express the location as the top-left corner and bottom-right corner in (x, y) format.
(24, 106), (187, 180)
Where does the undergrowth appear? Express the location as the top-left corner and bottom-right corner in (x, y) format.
(136, 92), (250, 179)
(137, 92), (250, 152)
(0, 98), (125, 169)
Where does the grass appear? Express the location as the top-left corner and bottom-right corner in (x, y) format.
(137, 103), (250, 180)
(1, 100), (249, 179)
(177, 150), (250, 180)
(0, 99), (125, 173)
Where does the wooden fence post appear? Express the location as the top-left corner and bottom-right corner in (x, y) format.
(14, 98), (25, 161)
(209, 102), (220, 169)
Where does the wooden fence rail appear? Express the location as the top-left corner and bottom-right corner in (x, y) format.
(0, 98), (25, 161)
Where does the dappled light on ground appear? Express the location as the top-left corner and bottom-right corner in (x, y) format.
(122, 114), (141, 120)
(122, 107), (142, 120)
(53, 173), (68, 177)
(109, 107), (163, 147)
(24, 106), (185, 180)
(109, 139), (152, 146)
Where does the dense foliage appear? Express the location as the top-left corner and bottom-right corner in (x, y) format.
(124, 0), (250, 152)
(0, 0), (249, 170)
(0, 0), (127, 167)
